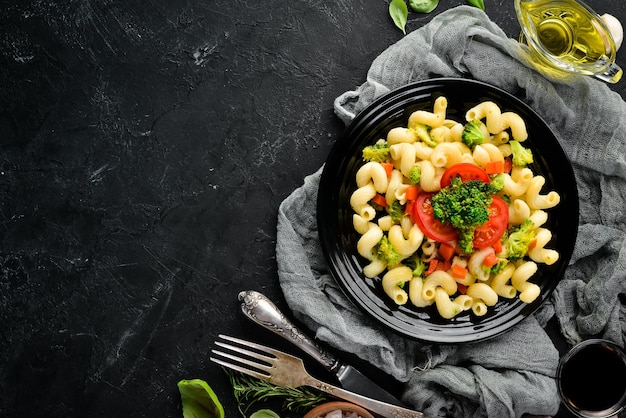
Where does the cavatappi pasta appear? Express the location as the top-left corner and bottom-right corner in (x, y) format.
(350, 97), (561, 319)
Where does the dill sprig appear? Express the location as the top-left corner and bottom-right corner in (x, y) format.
(225, 369), (328, 416)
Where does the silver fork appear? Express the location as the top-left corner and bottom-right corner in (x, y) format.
(210, 334), (429, 418)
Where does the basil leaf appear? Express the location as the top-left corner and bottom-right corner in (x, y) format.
(178, 379), (225, 418)
(467, 0), (485, 11)
(409, 0), (439, 13)
(389, 0), (408, 35)
(250, 410), (281, 418)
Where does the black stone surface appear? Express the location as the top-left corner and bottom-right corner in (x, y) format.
(1, 1), (625, 417)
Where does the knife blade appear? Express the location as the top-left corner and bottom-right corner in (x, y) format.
(238, 290), (406, 407)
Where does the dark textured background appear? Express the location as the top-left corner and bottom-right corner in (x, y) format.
(1, 0), (625, 416)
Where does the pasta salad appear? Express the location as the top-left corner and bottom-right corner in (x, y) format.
(350, 96), (560, 319)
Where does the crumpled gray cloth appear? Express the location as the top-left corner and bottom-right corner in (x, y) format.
(276, 6), (626, 418)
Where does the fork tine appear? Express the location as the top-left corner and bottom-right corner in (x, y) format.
(212, 345), (273, 373)
(217, 334), (285, 358)
(210, 355), (270, 381)
(214, 341), (275, 365)
(210, 334), (283, 381)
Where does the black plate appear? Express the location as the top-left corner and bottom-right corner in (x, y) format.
(318, 78), (579, 343)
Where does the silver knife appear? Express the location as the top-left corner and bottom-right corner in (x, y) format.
(238, 290), (406, 407)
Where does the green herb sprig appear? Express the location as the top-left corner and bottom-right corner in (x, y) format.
(389, 0), (486, 35)
(226, 370), (328, 417)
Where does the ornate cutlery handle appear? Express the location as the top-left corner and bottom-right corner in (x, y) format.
(238, 290), (339, 372)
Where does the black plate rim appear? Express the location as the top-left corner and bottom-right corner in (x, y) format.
(317, 77), (579, 343)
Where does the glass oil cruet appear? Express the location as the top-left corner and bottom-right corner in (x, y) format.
(514, 0), (623, 83)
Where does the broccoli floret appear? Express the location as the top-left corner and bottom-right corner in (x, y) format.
(408, 165), (421, 185)
(387, 200), (404, 222)
(362, 139), (391, 162)
(503, 219), (537, 260)
(490, 258), (509, 275)
(510, 140), (533, 166)
(404, 255), (427, 278)
(376, 236), (401, 266)
(414, 124), (438, 147)
(461, 120), (486, 149)
(431, 177), (496, 254)
(490, 173), (505, 192)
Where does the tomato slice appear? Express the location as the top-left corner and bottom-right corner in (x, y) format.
(412, 193), (458, 242)
(440, 163), (490, 188)
(473, 196), (509, 250)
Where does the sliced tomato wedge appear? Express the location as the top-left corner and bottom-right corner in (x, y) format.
(412, 193), (458, 242)
(473, 196), (509, 250)
(440, 163), (490, 188)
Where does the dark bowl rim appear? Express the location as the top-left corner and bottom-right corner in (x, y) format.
(317, 77), (579, 343)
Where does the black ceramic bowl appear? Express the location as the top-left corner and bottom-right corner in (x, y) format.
(317, 78), (579, 343)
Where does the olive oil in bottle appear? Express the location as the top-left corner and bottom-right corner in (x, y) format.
(515, 0), (616, 73)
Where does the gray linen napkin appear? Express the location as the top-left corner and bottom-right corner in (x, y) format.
(276, 6), (626, 417)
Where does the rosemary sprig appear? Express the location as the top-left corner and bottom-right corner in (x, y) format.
(225, 369), (328, 416)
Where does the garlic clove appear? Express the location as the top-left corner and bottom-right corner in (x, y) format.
(601, 13), (623, 51)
